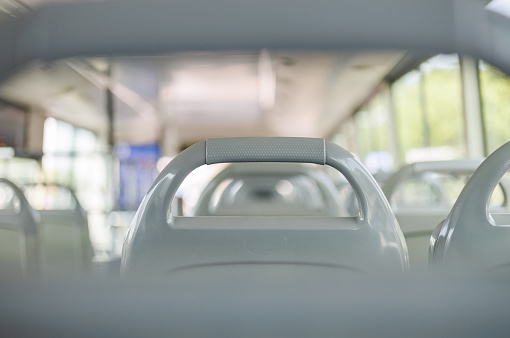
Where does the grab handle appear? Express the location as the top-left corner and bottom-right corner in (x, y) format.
(134, 137), (396, 235)
(206, 137), (326, 165)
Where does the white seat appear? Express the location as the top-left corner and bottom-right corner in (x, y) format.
(121, 137), (408, 278)
(430, 141), (510, 271)
(382, 160), (510, 271)
(23, 184), (94, 278)
(0, 178), (39, 279)
(193, 163), (346, 217)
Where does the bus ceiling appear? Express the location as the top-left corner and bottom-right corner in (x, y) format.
(0, 0), (510, 77)
(1, 0), (510, 147)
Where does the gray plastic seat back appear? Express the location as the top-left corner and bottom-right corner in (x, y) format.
(122, 137), (408, 277)
(430, 141), (510, 271)
(23, 184), (94, 278)
(382, 160), (489, 271)
(0, 178), (39, 279)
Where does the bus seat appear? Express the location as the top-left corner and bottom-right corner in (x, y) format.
(192, 163), (346, 217)
(23, 184), (94, 278)
(121, 137), (408, 278)
(430, 141), (510, 271)
(0, 178), (39, 279)
(382, 160), (495, 271)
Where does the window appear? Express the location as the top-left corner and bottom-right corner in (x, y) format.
(354, 87), (395, 172)
(42, 117), (108, 254)
(479, 61), (510, 154)
(23, 185), (77, 211)
(393, 54), (465, 163)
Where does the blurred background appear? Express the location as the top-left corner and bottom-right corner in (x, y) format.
(1, 0), (510, 265)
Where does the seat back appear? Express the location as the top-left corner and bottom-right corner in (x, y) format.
(430, 141), (510, 271)
(23, 184), (94, 278)
(122, 137), (408, 278)
(0, 179), (39, 279)
(382, 160), (490, 270)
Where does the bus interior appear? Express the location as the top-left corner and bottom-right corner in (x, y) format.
(1, 0), (510, 336)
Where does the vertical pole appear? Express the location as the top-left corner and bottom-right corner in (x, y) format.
(354, 111), (366, 162)
(106, 63), (115, 213)
(344, 118), (357, 155)
(460, 55), (486, 157)
(104, 62), (116, 256)
(333, 117), (358, 155)
(106, 65), (115, 150)
(161, 124), (179, 158)
(419, 66), (431, 147)
(353, 112), (363, 160)
(384, 82), (400, 170)
(70, 125), (76, 188)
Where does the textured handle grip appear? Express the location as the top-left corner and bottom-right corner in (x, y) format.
(206, 137), (326, 165)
